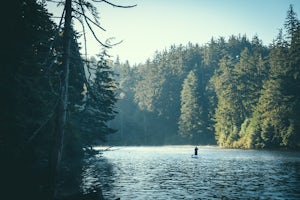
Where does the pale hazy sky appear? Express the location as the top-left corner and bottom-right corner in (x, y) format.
(47, 0), (300, 64)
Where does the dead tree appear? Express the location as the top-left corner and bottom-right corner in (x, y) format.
(51, 0), (72, 198)
(48, 0), (136, 198)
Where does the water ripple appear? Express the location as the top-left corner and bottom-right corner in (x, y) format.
(84, 146), (300, 200)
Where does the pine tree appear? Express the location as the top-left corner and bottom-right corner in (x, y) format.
(79, 53), (118, 148)
(213, 56), (244, 147)
(1, 0), (58, 199)
(179, 70), (203, 141)
(284, 4), (300, 147)
(250, 29), (293, 148)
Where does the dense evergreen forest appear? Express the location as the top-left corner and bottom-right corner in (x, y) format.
(1, 0), (119, 199)
(108, 5), (300, 149)
(0, 0), (299, 199)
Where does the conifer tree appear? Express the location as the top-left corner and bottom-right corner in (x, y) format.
(213, 57), (244, 147)
(79, 53), (117, 148)
(179, 70), (202, 139)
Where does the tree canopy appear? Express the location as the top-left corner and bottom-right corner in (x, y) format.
(0, 0), (119, 199)
(1, 2), (299, 200)
(109, 5), (300, 149)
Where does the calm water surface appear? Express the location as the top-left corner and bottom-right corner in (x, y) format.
(82, 146), (300, 200)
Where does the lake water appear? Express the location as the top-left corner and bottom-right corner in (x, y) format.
(82, 146), (300, 200)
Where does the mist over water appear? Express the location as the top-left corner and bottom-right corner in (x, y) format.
(83, 146), (300, 199)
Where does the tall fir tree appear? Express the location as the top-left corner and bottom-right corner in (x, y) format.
(213, 56), (244, 147)
(178, 70), (203, 141)
(79, 53), (118, 148)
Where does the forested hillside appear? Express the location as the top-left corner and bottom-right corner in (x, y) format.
(109, 5), (300, 149)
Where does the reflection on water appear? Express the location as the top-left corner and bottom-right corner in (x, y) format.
(81, 154), (115, 194)
(82, 146), (300, 199)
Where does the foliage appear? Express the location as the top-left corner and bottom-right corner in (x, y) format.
(0, 0), (118, 199)
(179, 70), (201, 138)
(78, 53), (118, 147)
(2, 2), (300, 198)
(109, 6), (300, 149)
(1, 0), (58, 199)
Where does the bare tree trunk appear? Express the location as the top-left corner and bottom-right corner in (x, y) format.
(51, 0), (72, 198)
(143, 112), (147, 144)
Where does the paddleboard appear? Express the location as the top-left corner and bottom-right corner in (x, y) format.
(191, 154), (199, 158)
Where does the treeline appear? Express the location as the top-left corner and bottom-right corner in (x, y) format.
(109, 5), (300, 149)
(1, 0), (117, 199)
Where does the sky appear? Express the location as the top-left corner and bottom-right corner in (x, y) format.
(47, 0), (300, 65)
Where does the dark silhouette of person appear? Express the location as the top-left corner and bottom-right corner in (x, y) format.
(194, 146), (198, 156)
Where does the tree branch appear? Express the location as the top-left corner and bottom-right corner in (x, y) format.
(77, 1), (112, 48)
(73, 9), (106, 31)
(82, 12), (111, 47)
(46, 0), (64, 3)
(92, 0), (137, 8)
(76, 16), (88, 60)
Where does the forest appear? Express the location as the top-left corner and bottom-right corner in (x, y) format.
(0, 0), (299, 199)
(108, 6), (300, 149)
(1, 0), (119, 199)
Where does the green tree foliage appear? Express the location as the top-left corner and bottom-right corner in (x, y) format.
(242, 6), (300, 149)
(235, 47), (264, 116)
(179, 70), (212, 144)
(0, 0), (118, 199)
(212, 56), (244, 147)
(78, 53), (117, 148)
(285, 5), (300, 146)
(109, 5), (299, 149)
(1, 1), (58, 199)
(109, 44), (210, 145)
(134, 61), (164, 112)
(245, 8), (300, 149)
(179, 70), (201, 138)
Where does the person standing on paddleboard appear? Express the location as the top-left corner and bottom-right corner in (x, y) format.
(194, 146), (198, 156)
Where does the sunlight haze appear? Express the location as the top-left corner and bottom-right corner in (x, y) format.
(47, 0), (300, 64)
